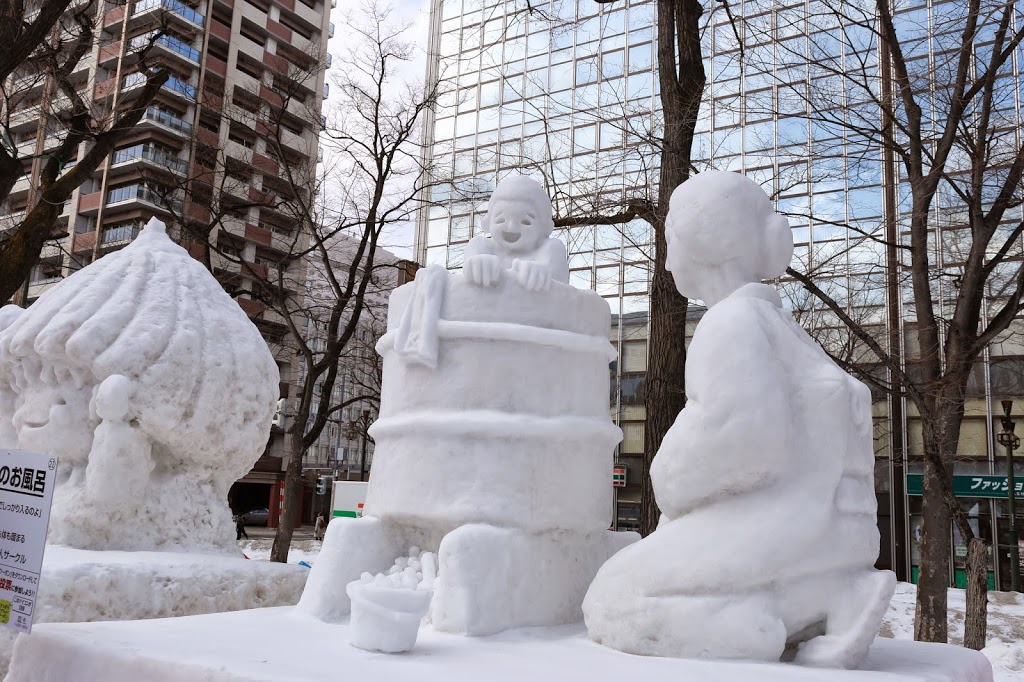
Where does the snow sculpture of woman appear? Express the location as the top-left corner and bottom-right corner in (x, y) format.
(0, 218), (279, 552)
(583, 171), (895, 668)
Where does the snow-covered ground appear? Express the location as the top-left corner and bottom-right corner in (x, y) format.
(881, 583), (1024, 681)
(245, 540), (1024, 681)
(238, 538), (322, 565)
(0, 545), (309, 678)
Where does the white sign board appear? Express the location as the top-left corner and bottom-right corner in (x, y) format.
(0, 450), (57, 634)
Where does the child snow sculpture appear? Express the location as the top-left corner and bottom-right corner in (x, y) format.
(582, 171), (895, 669)
(297, 180), (636, 637)
(463, 176), (569, 292)
(0, 217), (279, 553)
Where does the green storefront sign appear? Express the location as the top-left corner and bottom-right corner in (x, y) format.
(906, 473), (1024, 498)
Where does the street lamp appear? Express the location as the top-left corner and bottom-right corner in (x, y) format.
(345, 408), (374, 482)
(997, 399), (1021, 592)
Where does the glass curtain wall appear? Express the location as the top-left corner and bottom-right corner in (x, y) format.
(419, 0), (1024, 583)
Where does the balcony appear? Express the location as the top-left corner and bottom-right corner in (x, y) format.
(325, 53), (332, 68)
(130, 0), (204, 29)
(103, 5), (126, 31)
(110, 143), (189, 175)
(94, 78), (118, 100)
(106, 183), (183, 213)
(138, 106), (192, 136)
(124, 71), (196, 101)
(99, 224), (144, 247)
(328, 22), (334, 38)
(130, 32), (200, 64)
(98, 41), (123, 67)
(78, 192), (102, 215)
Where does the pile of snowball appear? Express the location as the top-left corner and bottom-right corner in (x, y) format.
(357, 546), (436, 591)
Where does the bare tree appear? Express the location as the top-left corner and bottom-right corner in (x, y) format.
(259, 1), (441, 562)
(744, 0), (1024, 646)
(0, 0), (170, 302)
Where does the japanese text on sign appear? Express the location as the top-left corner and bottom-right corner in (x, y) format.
(0, 450), (57, 634)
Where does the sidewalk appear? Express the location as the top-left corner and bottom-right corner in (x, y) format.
(245, 526), (315, 542)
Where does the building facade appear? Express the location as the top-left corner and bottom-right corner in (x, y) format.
(419, 0), (1024, 589)
(3, 0), (334, 524)
(295, 248), (419, 519)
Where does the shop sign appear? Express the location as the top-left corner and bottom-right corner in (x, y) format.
(0, 450), (58, 634)
(906, 473), (1023, 499)
(612, 465), (627, 487)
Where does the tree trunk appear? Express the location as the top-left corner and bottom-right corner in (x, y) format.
(639, 0), (705, 538)
(270, 433), (305, 563)
(915, 453), (952, 642)
(641, 257), (688, 535)
(0, 203), (59, 303)
(962, 536), (989, 650)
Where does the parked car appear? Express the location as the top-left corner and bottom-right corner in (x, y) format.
(243, 508), (269, 526)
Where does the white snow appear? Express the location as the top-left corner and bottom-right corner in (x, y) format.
(0, 217), (280, 553)
(298, 178), (637, 636)
(0, 217), (292, 677)
(880, 583), (1024, 680)
(4, 604), (994, 682)
(347, 550), (435, 653)
(463, 176), (570, 291)
(0, 546), (308, 678)
(239, 539), (320, 565)
(584, 171), (895, 668)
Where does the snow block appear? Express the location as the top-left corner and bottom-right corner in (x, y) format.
(4, 607), (994, 682)
(433, 524), (637, 636)
(296, 516), (444, 622)
(0, 546), (307, 678)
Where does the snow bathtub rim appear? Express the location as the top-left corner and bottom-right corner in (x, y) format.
(377, 319), (617, 361)
(368, 410), (624, 442)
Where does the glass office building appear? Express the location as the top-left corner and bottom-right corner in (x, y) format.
(417, 0), (1024, 588)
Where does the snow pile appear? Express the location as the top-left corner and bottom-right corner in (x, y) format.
(0, 217), (279, 553)
(880, 582), (1024, 681)
(0, 546), (308, 678)
(362, 546), (437, 591)
(584, 171), (894, 668)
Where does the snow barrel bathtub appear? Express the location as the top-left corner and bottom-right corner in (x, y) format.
(366, 271), (621, 534)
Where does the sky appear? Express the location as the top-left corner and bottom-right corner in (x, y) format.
(321, 1), (435, 260)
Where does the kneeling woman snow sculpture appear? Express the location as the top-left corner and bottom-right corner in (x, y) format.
(583, 171), (895, 668)
(0, 218), (279, 552)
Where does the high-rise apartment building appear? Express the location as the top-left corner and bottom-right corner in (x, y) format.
(419, 0), (1024, 590)
(3, 0), (334, 523)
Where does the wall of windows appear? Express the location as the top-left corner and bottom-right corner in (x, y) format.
(421, 0), (1024, 576)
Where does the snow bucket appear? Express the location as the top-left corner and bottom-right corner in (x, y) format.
(346, 581), (433, 653)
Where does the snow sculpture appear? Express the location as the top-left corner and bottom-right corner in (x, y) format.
(0, 217), (279, 552)
(583, 171), (896, 668)
(0, 306), (22, 448)
(299, 176), (637, 637)
(463, 175), (570, 292)
(347, 547), (436, 653)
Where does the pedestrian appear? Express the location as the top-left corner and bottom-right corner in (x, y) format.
(314, 512), (326, 541)
(235, 514), (249, 541)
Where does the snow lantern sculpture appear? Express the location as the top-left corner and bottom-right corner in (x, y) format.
(299, 176), (637, 637)
(0, 218), (279, 553)
(582, 171), (896, 668)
